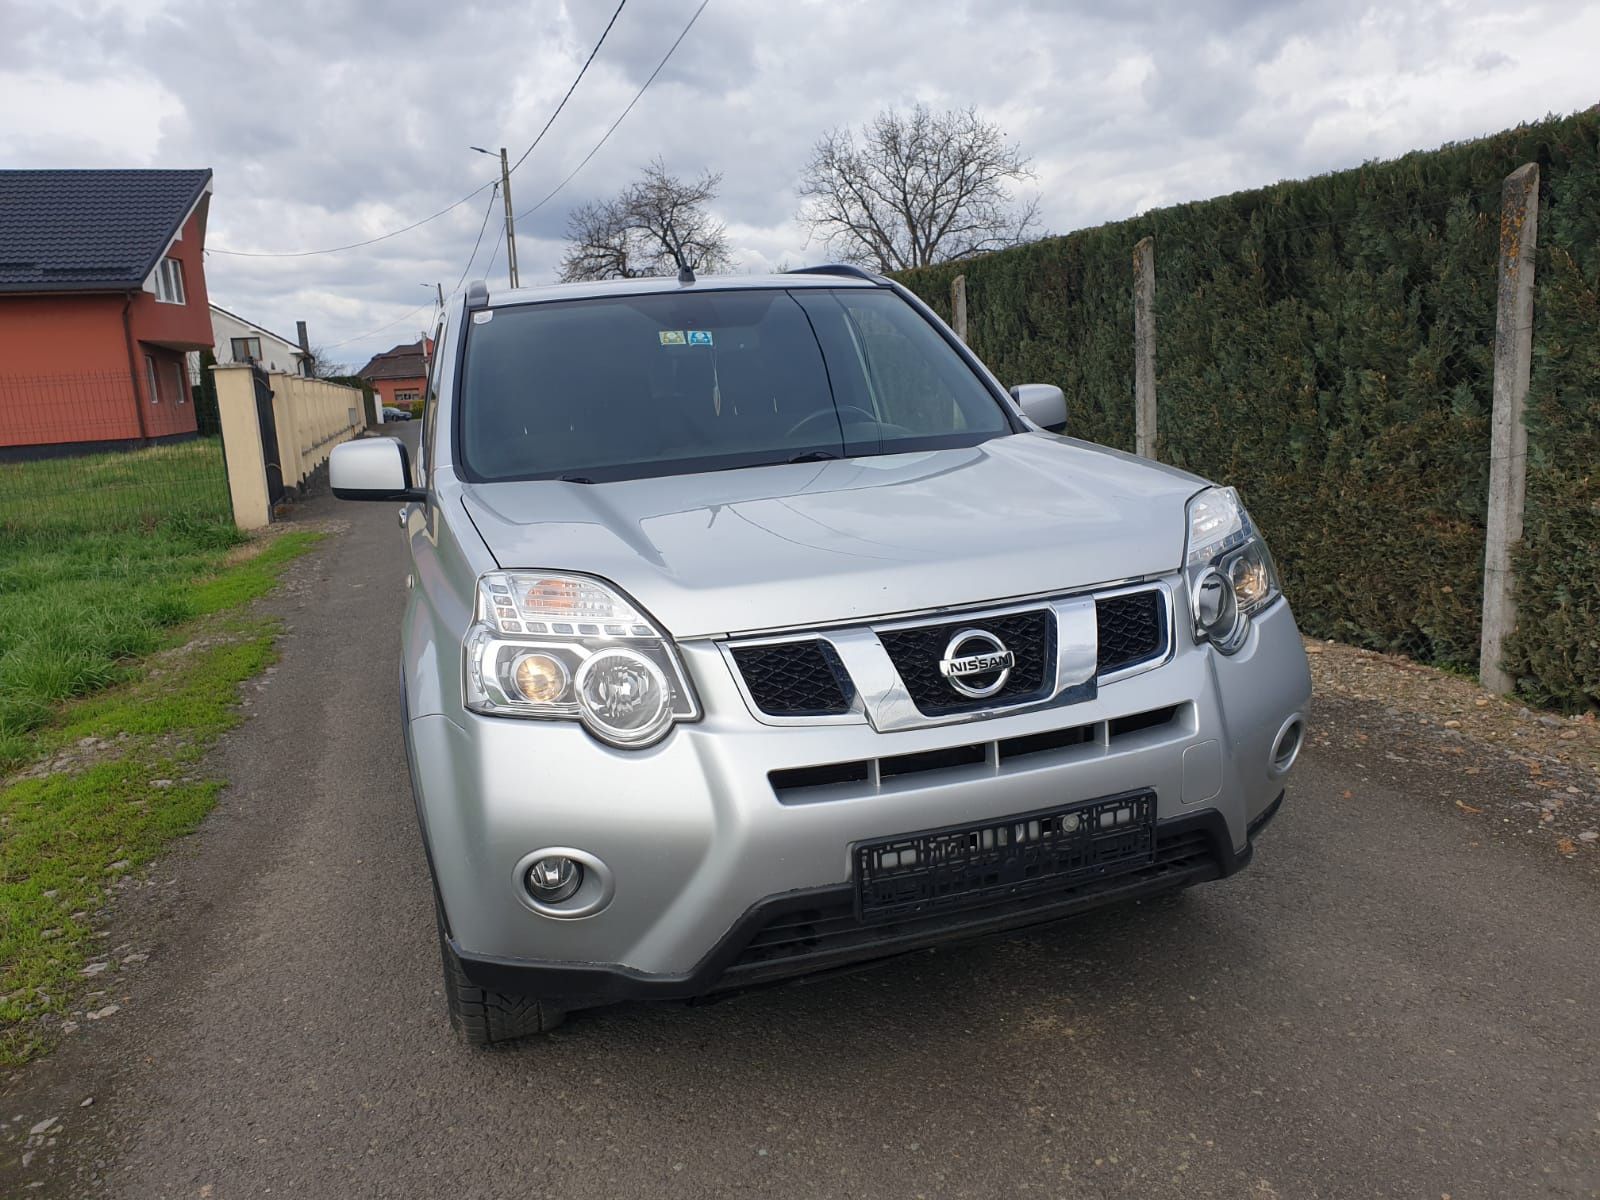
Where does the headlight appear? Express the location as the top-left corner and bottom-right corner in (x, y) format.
(463, 572), (699, 748)
(1183, 486), (1281, 654)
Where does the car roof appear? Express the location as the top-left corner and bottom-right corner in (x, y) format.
(481, 271), (881, 309)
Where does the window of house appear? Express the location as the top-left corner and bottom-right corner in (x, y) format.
(145, 354), (162, 404)
(153, 257), (186, 305)
(394, 389), (420, 404)
(231, 336), (263, 362)
(173, 362), (188, 404)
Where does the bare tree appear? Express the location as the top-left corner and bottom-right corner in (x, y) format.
(798, 105), (1040, 272)
(560, 160), (732, 281)
(304, 345), (349, 379)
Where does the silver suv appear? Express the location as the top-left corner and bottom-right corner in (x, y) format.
(329, 266), (1311, 1046)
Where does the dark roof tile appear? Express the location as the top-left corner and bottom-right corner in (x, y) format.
(0, 168), (212, 292)
(357, 339), (428, 381)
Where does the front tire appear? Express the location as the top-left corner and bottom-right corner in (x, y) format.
(437, 920), (566, 1046)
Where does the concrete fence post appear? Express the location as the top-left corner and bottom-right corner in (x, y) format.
(951, 275), (968, 343)
(212, 363), (271, 531)
(1133, 236), (1157, 459)
(272, 374), (301, 493)
(1479, 162), (1540, 696)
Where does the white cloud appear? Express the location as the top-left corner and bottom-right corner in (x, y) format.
(3, 0), (1597, 367)
(0, 70), (182, 163)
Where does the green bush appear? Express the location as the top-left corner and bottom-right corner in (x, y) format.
(191, 348), (221, 434)
(898, 110), (1600, 709)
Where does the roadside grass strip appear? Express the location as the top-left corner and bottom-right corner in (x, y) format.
(0, 530), (322, 1065)
(0, 438), (230, 538)
(0, 526), (289, 773)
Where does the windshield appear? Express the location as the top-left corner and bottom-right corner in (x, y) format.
(456, 286), (1014, 483)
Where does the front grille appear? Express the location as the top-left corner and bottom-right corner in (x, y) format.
(1096, 589), (1166, 674)
(878, 610), (1054, 715)
(728, 821), (1217, 974)
(767, 702), (1187, 800)
(731, 640), (854, 716)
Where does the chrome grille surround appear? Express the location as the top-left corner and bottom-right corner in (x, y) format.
(718, 578), (1176, 731)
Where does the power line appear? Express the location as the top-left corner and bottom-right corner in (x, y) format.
(483, 220), (506, 286)
(451, 184), (501, 294)
(513, 0), (711, 224)
(467, 1), (706, 290)
(208, 3), (626, 258)
(237, 1), (705, 337)
(208, 178), (498, 258)
(323, 300), (436, 351)
(507, 0), (628, 176)
(325, 183), (503, 353)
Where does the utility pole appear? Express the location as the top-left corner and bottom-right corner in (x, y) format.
(472, 145), (520, 288)
(497, 147), (520, 288)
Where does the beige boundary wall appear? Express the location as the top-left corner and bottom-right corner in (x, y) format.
(213, 363), (364, 530)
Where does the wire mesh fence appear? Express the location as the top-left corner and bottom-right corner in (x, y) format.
(0, 371), (232, 543)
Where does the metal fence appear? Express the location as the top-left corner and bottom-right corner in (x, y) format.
(0, 371), (231, 542)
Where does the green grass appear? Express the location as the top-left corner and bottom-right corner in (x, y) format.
(0, 541), (321, 1065)
(0, 441), (266, 771)
(0, 448), (321, 1063)
(0, 437), (231, 538)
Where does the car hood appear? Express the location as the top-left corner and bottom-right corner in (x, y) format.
(459, 434), (1204, 638)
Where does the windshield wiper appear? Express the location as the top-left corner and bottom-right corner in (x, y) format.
(558, 474), (596, 484)
(787, 450), (840, 464)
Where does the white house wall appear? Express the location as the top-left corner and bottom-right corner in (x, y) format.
(207, 307), (307, 373)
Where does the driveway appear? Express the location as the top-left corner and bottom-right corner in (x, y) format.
(4, 425), (1598, 1198)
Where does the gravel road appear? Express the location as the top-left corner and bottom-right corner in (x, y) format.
(4, 429), (1598, 1198)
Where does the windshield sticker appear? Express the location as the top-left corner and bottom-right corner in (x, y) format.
(471, 310), (494, 324)
(687, 330), (713, 346)
(658, 330), (686, 345)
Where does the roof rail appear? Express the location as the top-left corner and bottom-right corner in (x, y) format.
(785, 264), (883, 284)
(465, 279), (489, 309)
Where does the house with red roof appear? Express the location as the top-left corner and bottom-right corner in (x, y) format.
(357, 337), (433, 413)
(0, 168), (215, 455)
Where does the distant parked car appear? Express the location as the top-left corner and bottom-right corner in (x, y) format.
(382, 406), (412, 421)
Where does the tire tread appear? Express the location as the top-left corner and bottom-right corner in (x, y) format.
(438, 922), (566, 1046)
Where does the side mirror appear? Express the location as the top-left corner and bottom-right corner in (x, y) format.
(331, 437), (424, 501)
(1010, 384), (1067, 433)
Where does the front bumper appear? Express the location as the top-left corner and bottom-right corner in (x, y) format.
(451, 795), (1282, 1005)
(410, 595), (1310, 991)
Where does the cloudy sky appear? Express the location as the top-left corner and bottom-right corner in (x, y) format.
(6, 0), (1597, 369)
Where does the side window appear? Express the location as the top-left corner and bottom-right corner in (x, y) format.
(144, 354), (161, 404)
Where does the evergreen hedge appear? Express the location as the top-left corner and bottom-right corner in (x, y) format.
(897, 110), (1600, 710)
(191, 348), (221, 435)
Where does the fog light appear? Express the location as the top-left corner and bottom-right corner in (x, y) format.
(524, 855), (583, 904)
(1270, 715), (1305, 776)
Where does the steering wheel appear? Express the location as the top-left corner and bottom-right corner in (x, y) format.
(784, 405), (880, 441)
